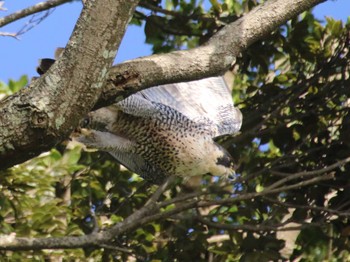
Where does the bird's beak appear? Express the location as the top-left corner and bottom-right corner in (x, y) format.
(70, 127), (91, 141)
(222, 170), (236, 181)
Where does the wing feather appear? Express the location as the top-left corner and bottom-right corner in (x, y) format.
(108, 151), (166, 184)
(136, 76), (242, 137)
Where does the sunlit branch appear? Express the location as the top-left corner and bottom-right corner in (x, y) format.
(0, 0), (72, 28)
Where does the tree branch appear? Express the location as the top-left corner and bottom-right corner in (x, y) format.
(0, 2), (6, 12)
(0, 174), (197, 250)
(267, 156), (350, 190)
(145, 175), (177, 205)
(138, 1), (214, 22)
(0, 0), (72, 28)
(0, 31), (18, 38)
(196, 215), (319, 232)
(264, 197), (350, 218)
(196, 173), (335, 208)
(0, 0), (139, 169)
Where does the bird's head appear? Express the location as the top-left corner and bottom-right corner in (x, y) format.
(71, 106), (120, 150)
(208, 143), (236, 180)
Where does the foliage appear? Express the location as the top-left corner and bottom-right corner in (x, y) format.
(1, 0), (350, 261)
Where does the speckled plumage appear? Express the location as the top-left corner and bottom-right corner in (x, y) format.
(77, 77), (242, 184)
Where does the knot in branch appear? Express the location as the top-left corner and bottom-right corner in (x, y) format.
(30, 110), (49, 129)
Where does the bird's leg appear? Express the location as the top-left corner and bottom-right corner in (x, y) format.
(75, 129), (135, 152)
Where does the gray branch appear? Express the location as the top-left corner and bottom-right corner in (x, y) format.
(0, 0), (72, 28)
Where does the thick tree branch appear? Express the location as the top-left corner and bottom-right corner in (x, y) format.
(0, 0), (139, 169)
(0, 0), (72, 28)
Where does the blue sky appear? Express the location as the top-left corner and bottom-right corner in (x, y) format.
(0, 0), (349, 82)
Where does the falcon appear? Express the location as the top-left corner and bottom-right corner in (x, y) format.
(36, 56), (242, 184)
(76, 76), (242, 184)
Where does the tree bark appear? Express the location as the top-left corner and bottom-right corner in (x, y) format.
(0, 0), (139, 169)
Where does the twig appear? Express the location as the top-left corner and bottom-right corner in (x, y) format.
(196, 172), (334, 208)
(159, 190), (204, 208)
(0, 31), (18, 39)
(98, 243), (145, 260)
(138, 1), (213, 22)
(196, 215), (319, 232)
(264, 197), (350, 218)
(0, 2), (6, 11)
(15, 9), (54, 37)
(145, 175), (177, 206)
(0, 0), (72, 28)
(267, 156), (350, 190)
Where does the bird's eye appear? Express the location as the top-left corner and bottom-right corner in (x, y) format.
(227, 172), (236, 181)
(81, 117), (90, 128)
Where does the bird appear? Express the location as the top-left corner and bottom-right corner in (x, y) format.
(75, 76), (242, 184)
(36, 54), (242, 184)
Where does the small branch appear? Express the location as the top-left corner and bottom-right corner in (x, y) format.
(264, 197), (350, 218)
(0, 31), (18, 39)
(196, 215), (318, 232)
(0, 2), (6, 11)
(0, 183), (200, 251)
(15, 9), (54, 37)
(139, 2), (186, 17)
(197, 172), (334, 208)
(138, 1), (214, 22)
(0, 0), (72, 28)
(268, 156), (350, 190)
(159, 190), (204, 208)
(145, 175), (177, 206)
(98, 243), (143, 259)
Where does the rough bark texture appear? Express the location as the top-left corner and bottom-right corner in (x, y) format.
(0, 0), (139, 169)
(0, 0), (325, 168)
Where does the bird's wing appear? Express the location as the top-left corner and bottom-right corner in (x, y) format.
(136, 76), (242, 137)
(108, 151), (166, 184)
(76, 129), (166, 184)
